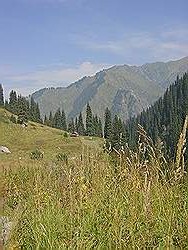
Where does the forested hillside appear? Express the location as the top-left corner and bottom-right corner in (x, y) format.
(124, 73), (188, 160)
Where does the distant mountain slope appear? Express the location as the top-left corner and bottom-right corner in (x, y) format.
(32, 56), (188, 121)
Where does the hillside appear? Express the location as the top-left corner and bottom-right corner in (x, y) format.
(32, 57), (188, 121)
(0, 108), (102, 169)
(1, 107), (188, 249)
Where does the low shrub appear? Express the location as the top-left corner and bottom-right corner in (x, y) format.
(55, 152), (68, 164)
(30, 149), (44, 160)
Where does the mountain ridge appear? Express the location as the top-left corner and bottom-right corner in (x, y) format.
(32, 56), (188, 121)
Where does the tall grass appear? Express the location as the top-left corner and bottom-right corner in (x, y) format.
(2, 120), (188, 249)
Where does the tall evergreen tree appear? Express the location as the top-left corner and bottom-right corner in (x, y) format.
(30, 97), (36, 121)
(44, 115), (48, 125)
(75, 117), (78, 132)
(61, 110), (67, 131)
(86, 103), (94, 136)
(48, 111), (53, 127)
(98, 118), (103, 137)
(9, 90), (17, 113)
(77, 112), (85, 135)
(53, 108), (62, 129)
(111, 115), (125, 149)
(29, 97), (41, 123)
(17, 95), (30, 121)
(104, 107), (112, 139)
(68, 118), (75, 133)
(0, 84), (4, 106)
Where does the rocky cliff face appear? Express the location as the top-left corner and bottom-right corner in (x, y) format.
(111, 90), (144, 121)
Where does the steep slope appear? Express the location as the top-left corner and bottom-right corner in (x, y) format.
(32, 57), (188, 121)
(125, 72), (188, 160)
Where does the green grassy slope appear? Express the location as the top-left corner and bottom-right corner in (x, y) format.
(0, 108), (103, 169)
(1, 108), (188, 249)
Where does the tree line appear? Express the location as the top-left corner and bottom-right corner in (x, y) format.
(1, 72), (187, 161)
(0, 87), (41, 124)
(43, 103), (103, 137)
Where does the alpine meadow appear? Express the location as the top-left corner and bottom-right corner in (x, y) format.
(0, 0), (188, 249)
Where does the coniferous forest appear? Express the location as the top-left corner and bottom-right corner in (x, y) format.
(124, 73), (188, 161)
(1, 72), (188, 162)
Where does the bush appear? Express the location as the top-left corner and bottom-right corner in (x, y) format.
(17, 112), (28, 124)
(30, 149), (43, 160)
(63, 132), (69, 138)
(56, 153), (68, 164)
(10, 115), (17, 123)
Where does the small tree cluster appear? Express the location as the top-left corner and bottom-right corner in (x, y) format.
(85, 103), (103, 137)
(104, 108), (127, 150)
(44, 108), (67, 131)
(5, 90), (41, 124)
(45, 103), (103, 137)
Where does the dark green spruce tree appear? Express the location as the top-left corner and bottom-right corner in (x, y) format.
(61, 110), (67, 131)
(44, 115), (48, 125)
(53, 108), (62, 129)
(86, 103), (94, 136)
(68, 118), (75, 133)
(48, 111), (53, 127)
(77, 112), (85, 135)
(104, 107), (112, 139)
(0, 84), (4, 106)
(9, 90), (18, 113)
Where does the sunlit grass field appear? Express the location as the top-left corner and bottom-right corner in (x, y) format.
(1, 108), (188, 249)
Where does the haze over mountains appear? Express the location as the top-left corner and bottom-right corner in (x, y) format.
(32, 56), (188, 121)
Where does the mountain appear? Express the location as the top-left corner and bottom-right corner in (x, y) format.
(32, 56), (188, 121)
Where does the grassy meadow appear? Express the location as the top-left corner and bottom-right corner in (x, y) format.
(1, 108), (188, 249)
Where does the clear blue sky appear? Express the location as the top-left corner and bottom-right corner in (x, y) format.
(0, 0), (188, 96)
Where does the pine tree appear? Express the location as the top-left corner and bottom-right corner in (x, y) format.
(30, 97), (36, 121)
(77, 112), (85, 135)
(98, 118), (103, 137)
(17, 112), (28, 124)
(68, 118), (75, 133)
(93, 115), (103, 137)
(86, 103), (94, 136)
(75, 117), (78, 132)
(17, 95), (30, 121)
(30, 97), (41, 123)
(94, 116), (103, 137)
(104, 107), (112, 139)
(61, 110), (67, 131)
(53, 108), (62, 129)
(111, 115), (122, 149)
(0, 84), (4, 106)
(9, 90), (17, 113)
(35, 103), (41, 123)
(48, 111), (53, 127)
